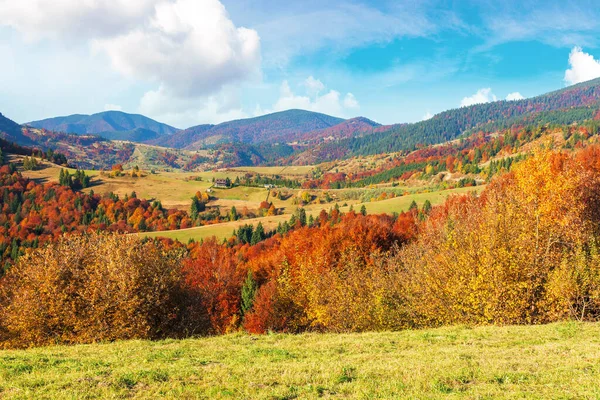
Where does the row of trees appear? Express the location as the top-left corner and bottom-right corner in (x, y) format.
(59, 168), (91, 189)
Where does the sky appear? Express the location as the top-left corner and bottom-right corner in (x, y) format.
(1, 0), (600, 129)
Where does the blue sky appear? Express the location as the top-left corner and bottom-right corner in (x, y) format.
(1, 0), (600, 128)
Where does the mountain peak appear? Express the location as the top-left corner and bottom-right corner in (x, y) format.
(26, 111), (180, 141)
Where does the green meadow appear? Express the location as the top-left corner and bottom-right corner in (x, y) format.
(1, 322), (599, 399)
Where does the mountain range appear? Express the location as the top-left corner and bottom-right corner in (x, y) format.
(3, 77), (600, 169)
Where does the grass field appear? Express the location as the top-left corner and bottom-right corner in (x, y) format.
(18, 158), (246, 209)
(1, 322), (599, 399)
(345, 185), (484, 215)
(139, 186), (484, 242)
(229, 165), (315, 176)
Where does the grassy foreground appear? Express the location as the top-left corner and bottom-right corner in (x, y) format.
(1, 322), (600, 399)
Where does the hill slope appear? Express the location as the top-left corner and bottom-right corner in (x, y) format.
(148, 124), (214, 148)
(26, 111), (180, 141)
(296, 116), (384, 143)
(303, 77), (600, 162)
(0, 112), (35, 146)
(180, 109), (345, 149)
(1, 322), (598, 398)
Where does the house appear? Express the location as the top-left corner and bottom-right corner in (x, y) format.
(214, 179), (229, 188)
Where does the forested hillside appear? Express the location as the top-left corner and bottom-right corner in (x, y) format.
(299, 78), (600, 162)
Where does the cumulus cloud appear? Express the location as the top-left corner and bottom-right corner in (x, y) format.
(264, 78), (359, 117)
(0, 0), (157, 40)
(93, 0), (261, 98)
(564, 46), (600, 85)
(343, 93), (359, 109)
(1, 0), (261, 100)
(505, 92), (524, 101)
(304, 76), (325, 97)
(138, 85), (248, 127)
(104, 104), (123, 111)
(460, 88), (497, 107)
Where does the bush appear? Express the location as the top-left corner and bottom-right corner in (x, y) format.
(0, 233), (204, 348)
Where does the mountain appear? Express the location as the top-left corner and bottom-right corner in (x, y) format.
(26, 111), (179, 141)
(163, 109), (345, 150)
(296, 117), (386, 143)
(148, 124), (214, 148)
(299, 77), (600, 163)
(0, 112), (35, 146)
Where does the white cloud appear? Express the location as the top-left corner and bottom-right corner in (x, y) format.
(138, 85), (247, 127)
(564, 46), (600, 85)
(0, 0), (157, 40)
(1, 0), (261, 100)
(479, 2), (600, 51)
(304, 76), (325, 97)
(104, 103), (123, 111)
(343, 93), (359, 109)
(506, 92), (524, 101)
(241, 2), (455, 67)
(93, 0), (261, 98)
(460, 88), (497, 107)
(264, 78), (359, 117)
(422, 111), (433, 120)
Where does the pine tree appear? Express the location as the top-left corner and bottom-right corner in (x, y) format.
(230, 206), (238, 221)
(297, 208), (307, 226)
(10, 239), (19, 261)
(360, 204), (367, 216)
(251, 222), (265, 245)
(423, 200), (432, 214)
(409, 200), (418, 212)
(240, 270), (257, 316)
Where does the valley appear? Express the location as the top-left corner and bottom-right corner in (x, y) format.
(3, 2), (600, 399)
(14, 154), (482, 242)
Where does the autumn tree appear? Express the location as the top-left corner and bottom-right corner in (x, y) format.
(0, 234), (199, 348)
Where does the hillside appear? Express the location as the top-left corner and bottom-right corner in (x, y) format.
(298, 77), (600, 162)
(296, 116), (385, 143)
(0, 112), (34, 146)
(181, 109), (345, 149)
(1, 322), (598, 399)
(26, 111), (179, 141)
(148, 113), (373, 150)
(148, 124), (214, 148)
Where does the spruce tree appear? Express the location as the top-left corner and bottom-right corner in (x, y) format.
(251, 222), (265, 245)
(240, 270), (257, 316)
(360, 204), (367, 216)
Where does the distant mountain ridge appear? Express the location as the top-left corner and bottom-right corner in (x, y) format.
(149, 109), (347, 149)
(171, 109), (346, 149)
(26, 111), (179, 142)
(296, 77), (600, 163)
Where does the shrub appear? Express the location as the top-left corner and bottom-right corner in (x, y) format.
(0, 233), (203, 348)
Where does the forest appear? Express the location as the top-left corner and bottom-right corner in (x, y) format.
(300, 79), (600, 163)
(2, 145), (600, 348)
